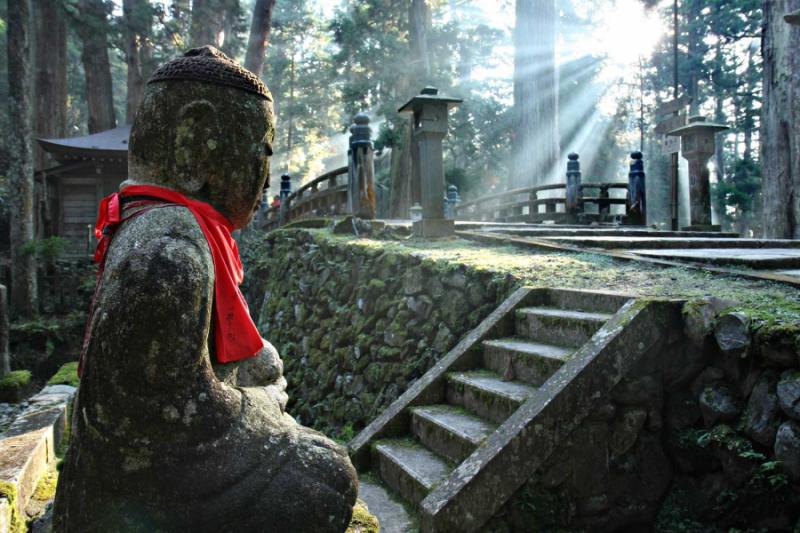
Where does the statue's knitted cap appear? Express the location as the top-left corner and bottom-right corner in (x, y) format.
(148, 46), (271, 101)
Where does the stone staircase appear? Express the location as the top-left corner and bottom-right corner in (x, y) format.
(350, 287), (673, 532)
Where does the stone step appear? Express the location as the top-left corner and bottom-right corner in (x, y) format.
(372, 440), (452, 507)
(542, 288), (631, 314)
(630, 248), (800, 269)
(446, 371), (536, 424)
(540, 236), (800, 250)
(515, 307), (611, 347)
(410, 405), (496, 464)
(472, 226), (739, 239)
(358, 476), (416, 533)
(482, 338), (570, 386)
(0, 384), (76, 530)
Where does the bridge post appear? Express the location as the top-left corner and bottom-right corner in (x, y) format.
(565, 153), (582, 223)
(599, 185), (611, 217)
(348, 113), (376, 219)
(444, 184), (459, 220)
(626, 151), (647, 225)
(278, 173), (291, 224)
(399, 87), (463, 237)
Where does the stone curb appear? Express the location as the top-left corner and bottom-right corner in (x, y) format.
(0, 385), (76, 532)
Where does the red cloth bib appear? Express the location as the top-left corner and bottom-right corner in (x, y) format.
(91, 184), (263, 365)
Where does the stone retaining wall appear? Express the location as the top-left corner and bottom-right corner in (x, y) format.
(242, 229), (517, 438)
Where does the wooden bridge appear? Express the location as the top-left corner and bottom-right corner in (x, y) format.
(259, 148), (647, 230)
(258, 103), (647, 231)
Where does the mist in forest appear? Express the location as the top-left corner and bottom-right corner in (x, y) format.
(0, 0), (770, 233)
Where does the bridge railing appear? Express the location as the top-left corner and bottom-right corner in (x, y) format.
(454, 152), (646, 225)
(258, 113), (376, 232)
(260, 166), (349, 231)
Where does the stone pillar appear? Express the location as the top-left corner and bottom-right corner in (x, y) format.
(667, 116), (728, 230)
(565, 153), (582, 223)
(399, 87), (463, 238)
(0, 285), (9, 377)
(347, 113), (376, 219)
(626, 151), (647, 226)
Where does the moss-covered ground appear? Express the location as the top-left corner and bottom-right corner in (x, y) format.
(47, 362), (79, 388)
(306, 230), (800, 330)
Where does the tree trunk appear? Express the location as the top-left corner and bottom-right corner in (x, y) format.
(33, 0), (67, 169)
(512, 0), (559, 187)
(388, 121), (413, 219)
(388, 0), (430, 218)
(7, 0), (38, 318)
(761, 0), (800, 238)
(123, 0), (151, 123)
(76, 0), (117, 133)
(244, 0), (276, 77)
(191, 0), (224, 48)
(409, 0), (431, 79)
(686, 0), (703, 114)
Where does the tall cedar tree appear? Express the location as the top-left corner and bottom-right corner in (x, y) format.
(512, 0), (559, 187)
(244, 0), (276, 77)
(761, 0), (800, 238)
(33, 0), (67, 169)
(7, 0), (38, 317)
(123, 0), (154, 123)
(388, 0), (430, 218)
(75, 0), (116, 133)
(190, 0), (223, 47)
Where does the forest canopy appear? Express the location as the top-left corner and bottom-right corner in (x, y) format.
(0, 0), (776, 235)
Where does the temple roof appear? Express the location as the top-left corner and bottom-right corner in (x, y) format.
(38, 125), (130, 164)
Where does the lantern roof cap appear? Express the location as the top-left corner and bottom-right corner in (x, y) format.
(667, 115), (728, 136)
(399, 87), (463, 113)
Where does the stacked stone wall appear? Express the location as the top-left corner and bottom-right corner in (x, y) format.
(242, 229), (517, 438)
(489, 301), (800, 532)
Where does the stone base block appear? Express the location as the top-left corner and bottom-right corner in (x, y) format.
(413, 218), (454, 238)
(682, 224), (721, 232)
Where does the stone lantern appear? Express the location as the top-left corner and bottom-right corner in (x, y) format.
(786, 9), (800, 24)
(667, 115), (728, 230)
(399, 87), (463, 238)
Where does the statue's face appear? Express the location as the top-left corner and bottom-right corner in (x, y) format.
(207, 96), (275, 229)
(128, 83), (276, 229)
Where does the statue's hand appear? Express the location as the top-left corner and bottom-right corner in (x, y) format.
(240, 340), (284, 387)
(264, 376), (289, 413)
(212, 340), (287, 412)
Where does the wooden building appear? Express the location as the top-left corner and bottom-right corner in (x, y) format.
(36, 126), (129, 256)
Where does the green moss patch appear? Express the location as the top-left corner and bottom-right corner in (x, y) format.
(47, 362), (79, 388)
(0, 371), (32, 403)
(0, 371), (31, 389)
(0, 480), (25, 533)
(31, 470), (58, 502)
(345, 500), (380, 533)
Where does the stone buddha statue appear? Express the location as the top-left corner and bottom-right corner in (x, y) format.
(53, 47), (358, 532)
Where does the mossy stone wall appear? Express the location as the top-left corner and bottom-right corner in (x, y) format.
(242, 229), (517, 438)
